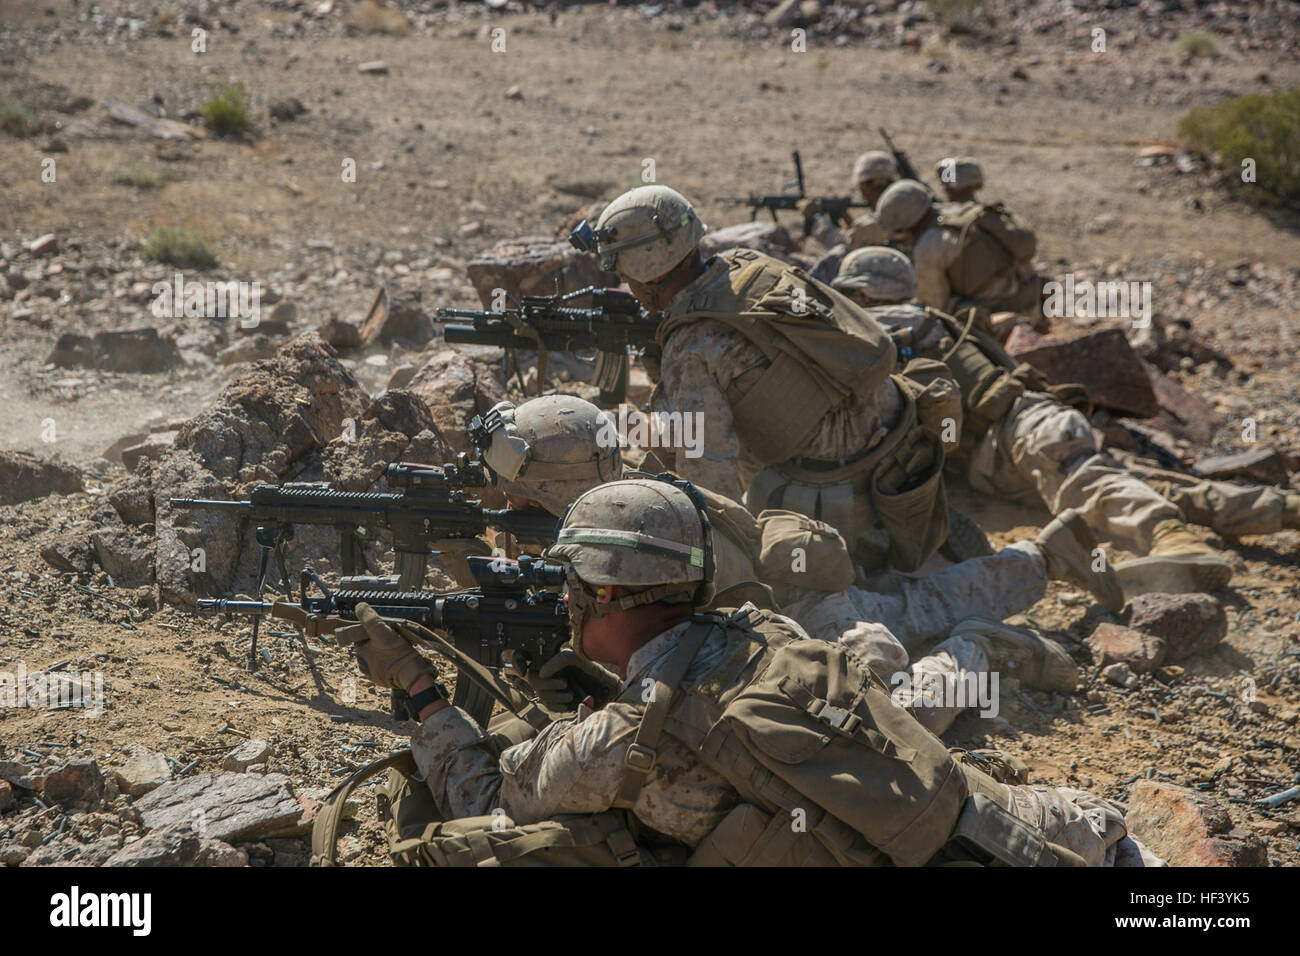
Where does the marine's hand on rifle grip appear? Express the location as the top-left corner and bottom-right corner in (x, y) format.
(345, 602), (436, 692)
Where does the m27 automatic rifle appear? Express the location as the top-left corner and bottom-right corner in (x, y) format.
(717, 150), (870, 235)
(171, 459), (560, 668)
(199, 556), (587, 725)
(433, 286), (661, 407)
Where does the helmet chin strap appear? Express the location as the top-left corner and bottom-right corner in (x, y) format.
(563, 565), (694, 662)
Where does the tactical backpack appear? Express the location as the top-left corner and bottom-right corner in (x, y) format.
(937, 202), (1037, 298)
(657, 248), (898, 468)
(614, 606), (1062, 867)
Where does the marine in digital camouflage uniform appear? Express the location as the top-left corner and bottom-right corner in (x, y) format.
(832, 247), (1300, 595)
(347, 477), (1162, 865)
(472, 393), (1119, 735)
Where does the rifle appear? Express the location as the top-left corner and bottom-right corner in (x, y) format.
(433, 286), (661, 407)
(717, 150), (869, 235)
(198, 556), (583, 726)
(171, 459), (560, 668)
(878, 127), (924, 185)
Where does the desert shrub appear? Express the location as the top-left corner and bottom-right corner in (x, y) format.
(0, 96), (43, 137)
(1177, 32), (1218, 58)
(200, 86), (250, 137)
(143, 227), (217, 269)
(113, 164), (165, 189)
(1178, 87), (1300, 204)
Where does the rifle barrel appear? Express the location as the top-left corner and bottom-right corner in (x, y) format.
(170, 498), (253, 512)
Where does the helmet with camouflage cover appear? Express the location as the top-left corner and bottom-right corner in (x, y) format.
(876, 179), (934, 233)
(852, 150), (899, 187)
(935, 156), (983, 192)
(473, 396), (622, 516)
(546, 478), (715, 654)
(832, 246), (916, 302)
(589, 186), (708, 282)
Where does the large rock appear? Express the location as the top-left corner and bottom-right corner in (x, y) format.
(106, 474), (154, 526)
(1141, 360), (1217, 445)
(320, 419), (411, 492)
(171, 334), (368, 486)
(1089, 622), (1167, 673)
(153, 451), (245, 605)
(41, 760), (104, 809)
(465, 235), (621, 309)
(1009, 327), (1159, 418)
(121, 431), (176, 472)
(406, 349), (507, 453)
(363, 388), (439, 439)
(103, 822), (247, 867)
(133, 772), (302, 843)
(1125, 592), (1227, 662)
(111, 747), (172, 797)
(698, 221), (797, 263)
(1125, 780), (1267, 866)
(41, 533), (94, 573)
(0, 451), (83, 505)
(358, 286), (435, 347)
(1195, 447), (1290, 487)
(93, 328), (179, 373)
(91, 526), (155, 587)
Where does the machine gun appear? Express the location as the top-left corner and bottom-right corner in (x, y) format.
(717, 150), (869, 235)
(198, 556), (584, 725)
(878, 127), (924, 185)
(171, 459), (560, 669)
(433, 286), (661, 407)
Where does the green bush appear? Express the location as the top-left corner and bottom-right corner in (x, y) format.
(143, 227), (217, 269)
(0, 96), (43, 137)
(1178, 87), (1300, 204)
(200, 86), (250, 137)
(113, 164), (165, 190)
(1177, 32), (1219, 58)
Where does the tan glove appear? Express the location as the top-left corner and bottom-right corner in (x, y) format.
(524, 649), (620, 711)
(337, 603), (435, 692)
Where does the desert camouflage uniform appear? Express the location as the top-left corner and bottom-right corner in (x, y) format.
(653, 257), (903, 503)
(1117, 458), (1294, 537)
(412, 616), (1155, 864)
(912, 213), (1039, 316)
(877, 303), (1190, 551)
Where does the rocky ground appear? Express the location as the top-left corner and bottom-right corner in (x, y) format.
(0, 0), (1298, 867)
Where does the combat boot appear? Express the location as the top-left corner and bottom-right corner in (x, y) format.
(1284, 495), (1300, 530)
(1114, 518), (1233, 595)
(1035, 508), (1125, 612)
(949, 617), (1080, 692)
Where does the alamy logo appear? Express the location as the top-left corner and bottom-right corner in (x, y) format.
(49, 886), (151, 936)
(596, 404), (704, 459)
(890, 670), (1000, 719)
(151, 272), (262, 328)
(1041, 274), (1152, 327)
(0, 662), (104, 716)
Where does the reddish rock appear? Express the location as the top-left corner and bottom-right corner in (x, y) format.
(1125, 592), (1227, 663)
(1009, 327), (1159, 418)
(406, 349), (506, 454)
(1126, 780), (1268, 867)
(0, 451), (83, 505)
(1195, 447), (1290, 487)
(41, 760), (105, 808)
(1089, 622), (1167, 673)
(0, 780), (13, 811)
(1141, 360), (1217, 445)
(465, 235), (621, 310)
(358, 286), (435, 347)
(121, 431), (177, 471)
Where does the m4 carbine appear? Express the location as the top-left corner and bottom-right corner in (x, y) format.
(717, 149), (869, 235)
(433, 286), (662, 406)
(171, 459), (559, 592)
(199, 556), (583, 725)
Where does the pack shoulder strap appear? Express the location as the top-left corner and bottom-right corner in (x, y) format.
(311, 749), (417, 867)
(612, 619), (718, 809)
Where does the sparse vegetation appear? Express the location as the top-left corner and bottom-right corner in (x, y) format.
(1179, 87), (1300, 204)
(1177, 32), (1219, 59)
(112, 164), (166, 190)
(0, 95), (43, 137)
(343, 0), (412, 35)
(200, 85), (251, 137)
(143, 227), (217, 269)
